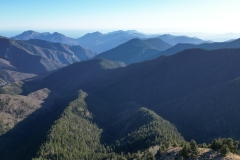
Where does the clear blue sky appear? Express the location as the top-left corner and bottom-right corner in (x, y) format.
(0, 0), (240, 37)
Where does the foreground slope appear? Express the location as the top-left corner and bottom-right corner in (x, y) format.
(26, 48), (240, 143)
(1, 47), (240, 158)
(154, 77), (240, 142)
(0, 82), (183, 159)
(95, 38), (172, 64)
(0, 85), (50, 135)
(33, 91), (184, 159)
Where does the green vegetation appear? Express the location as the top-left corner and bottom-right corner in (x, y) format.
(210, 138), (239, 156)
(220, 144), (230, 156)
(113, 107), (185, 153)
(33, 91), (184, 159)
(178, 138), (239, 159)
(34, 91), (106, 159)
(180, 140), (199, 158)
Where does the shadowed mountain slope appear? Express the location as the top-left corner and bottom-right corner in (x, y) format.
(154, 77), (240, 143)
(152, 38), (240, 59)
(95, 38), (172, 64)
(0, 37), (63, 74)
(0, 37), (96, 84)
(23, 48), (240, 143)
(1, 47), (240, 159)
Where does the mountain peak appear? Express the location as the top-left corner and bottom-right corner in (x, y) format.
(128, 38), (142, 43)
(25, 30), (37, 33)
(107, 30), (140, 35)
(52, 32), (63, 35)
(95, 37), (172, 64)
(80, 31), (103, 39)
(22, 30), (39, 35)
(11, 30), (78, 46)
(11, 30), (41, 40)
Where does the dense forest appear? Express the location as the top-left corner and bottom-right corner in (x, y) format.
(33, 90), (185, 159)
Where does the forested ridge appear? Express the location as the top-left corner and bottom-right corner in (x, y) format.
(33, 90), (184, 159)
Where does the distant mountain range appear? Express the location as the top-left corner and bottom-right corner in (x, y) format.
(11, 30), (209, 53)
(157, 34), (209, 45)
(95, 38), (172, 64)
(77, 30), (153, 53)
(150, 38), (240, 58)
(12, 30), (78, 46)
(94, 37), (240, 64)
(0, 37), (96, 85)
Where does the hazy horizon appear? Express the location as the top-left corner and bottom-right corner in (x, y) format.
(1, 0), (240, 41)
(1, 29), (240, 42)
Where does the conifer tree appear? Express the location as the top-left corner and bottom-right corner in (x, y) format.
(220, 144), (230, 156)
(190, 140), (199, 156)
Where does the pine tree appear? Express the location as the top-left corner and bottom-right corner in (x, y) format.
(211, 139), (222, 150)
(180, 143), (191, 157)
(157, 145), (166, 157)
(226, 138), (234, 152)
(232, 141), (239, 154)
(190, 140), (199, 157)
(220, 144), (230, 156)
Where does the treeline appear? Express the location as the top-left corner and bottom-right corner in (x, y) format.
(210, 138), (239, 156)
(177, 138), (239, 159)
(153, 138), (239, 160)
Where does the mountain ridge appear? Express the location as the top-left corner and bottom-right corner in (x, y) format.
(95, 38), (172, 64)
(1, 47), (240, 158)
(11, 30), (209, 53)
(152, 38), (240, 59)
(0, 37), (96, 85)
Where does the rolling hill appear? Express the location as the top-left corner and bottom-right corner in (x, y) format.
(95, 38), (172, 64)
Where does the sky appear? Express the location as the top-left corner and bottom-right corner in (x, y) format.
(0, 0), (240, 39)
